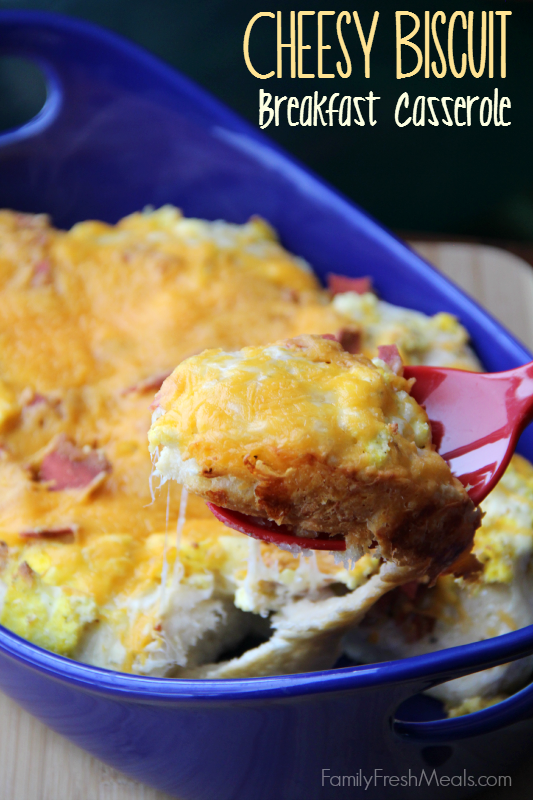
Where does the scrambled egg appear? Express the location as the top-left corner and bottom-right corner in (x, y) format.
(473, 454), (533, 584)
(0, 515), (379, 674)
(333, 291), (479, 369)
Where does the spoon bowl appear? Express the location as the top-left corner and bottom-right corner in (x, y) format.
(209, 360), (533, 552)
(405, 360), (533, 505)
(206, 503), (347, 551)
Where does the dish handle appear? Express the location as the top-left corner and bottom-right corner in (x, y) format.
(393, 640), (533, 742)
(0, 12), (65, 146)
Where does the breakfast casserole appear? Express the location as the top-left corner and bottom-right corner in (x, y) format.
(1, 205), (532, 704)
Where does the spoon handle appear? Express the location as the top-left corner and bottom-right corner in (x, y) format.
(509, 360), (533, 434)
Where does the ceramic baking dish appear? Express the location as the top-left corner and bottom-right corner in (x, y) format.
(1, 11), (533, 799)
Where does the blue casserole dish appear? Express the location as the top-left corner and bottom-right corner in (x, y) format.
(1, 11), (533, 799)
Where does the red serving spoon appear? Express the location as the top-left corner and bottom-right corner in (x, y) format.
(207, 360), (533, 552)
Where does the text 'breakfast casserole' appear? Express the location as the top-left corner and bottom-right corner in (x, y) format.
(0, 205), (532, 711)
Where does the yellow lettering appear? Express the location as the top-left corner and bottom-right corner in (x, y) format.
(489, 11), (494, 78)
(318, 11), (335, 78)
(354, 11), (380, 79)
(298, 11), (315, 78)
(277, 11), (296, 78)
(448, 11), (467, 78)
(336, 11), (352, 78)
(396, 12), (422, 79)
(468, 11), (486, 78)
(244, 13), (275, 79)
(431, 12), (447, 78)
(425, 11), (430, 78)
(496, 11), (512, 78)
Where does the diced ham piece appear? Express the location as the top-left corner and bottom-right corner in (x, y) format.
(31, 259), (52, 287)
(149, 371), (181, 412)
(321, 330), (361, 354)
(123, 370), (172, 396)
(137, 355), (202, 408)
(15, 213), (47, 230)
(377, 344), (403, 376)
(336, 327), (361, 354)
(327, 274), (373, 296)
(20, 527), (76, 542)
(27, 393), (47, 407)
(38, 438), (111, 490)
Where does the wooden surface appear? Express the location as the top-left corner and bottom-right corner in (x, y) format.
(412, 240), (533, 352)
(2, 241), (533, 800)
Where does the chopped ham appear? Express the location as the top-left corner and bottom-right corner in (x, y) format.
(31, 259), (52, 287)
(38, 437), (111, 490)
(327, 274), (373, 296)
(377, 344), (403, 376)
(321, 330), (361, 354)
(27, 392), (47, 406)
(336, 327), (361, 354)
(123, 370), (172, 396)
(15, 213), (48, 230)
(149, 374), (177, 412)
(140, 354), (203, 408)
(20, 527), (76, 542)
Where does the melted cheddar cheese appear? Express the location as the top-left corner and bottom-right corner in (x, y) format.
(149, 338), (431, 475)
